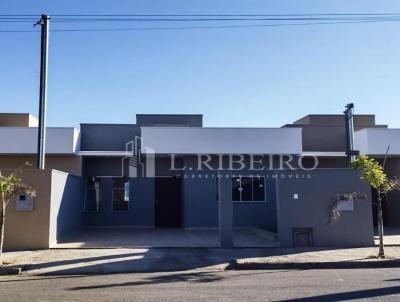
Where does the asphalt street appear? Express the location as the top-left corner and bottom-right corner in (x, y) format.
(2, 268), (400, 301)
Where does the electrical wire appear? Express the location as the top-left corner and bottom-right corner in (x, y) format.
(1, 13), (400, 33)
(1, 19), (399, 33)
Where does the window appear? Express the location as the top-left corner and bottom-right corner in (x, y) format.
(84, 177), (100, 212)
(231, 176), (266, 202)
(112, 177), (129, 212)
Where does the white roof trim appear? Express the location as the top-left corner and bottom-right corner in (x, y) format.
(301, 151), (347, 157)
(79, 151), (128, 157)
(141, 126), (302, 155)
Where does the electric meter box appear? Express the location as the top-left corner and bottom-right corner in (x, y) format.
(16, 194), (34, 211)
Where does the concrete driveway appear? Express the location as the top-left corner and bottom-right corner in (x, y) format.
(53, 227), (279, 248)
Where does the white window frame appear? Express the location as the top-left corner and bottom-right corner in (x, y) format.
(112, 178), (130, 212)
(232, 176), (267, 202)
(84, 177), (100, 213)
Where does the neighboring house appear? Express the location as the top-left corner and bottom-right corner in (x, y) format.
(1, 111), (399, 249)
(0, 113), (81, 176)
(284, 115), (400, 228)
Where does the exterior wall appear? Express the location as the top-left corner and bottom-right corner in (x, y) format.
(4, 170), (52, 250)
(293, 115), (379, 127)
(182, 176), (218, 228)
(0, 127), (79, 154)
(234, 177), (277, 231)
(83, 177), (155, 227)
(182, 176), (277, 231)
(276, 169), (374, 248)
(285, 114), (387, 152)
(182, 156), (278, 231)
(80, 124), (140, 151)
(141, 127), (302, 155)
(0, 155), (82, 176)
(82, 154), (155, 227)
(300, 126), (348, 152)
(82, 157), (123, 177)
(0, 113), (38, 127)
(384, 157), (400, 227)
(3, 169), (83, 250)
(136, 114), (203, 127)
(49, 171), (84, 246)
(305, 157), (348, 168)
(355, 128), (400, 155)
(82, 155), (280, 230)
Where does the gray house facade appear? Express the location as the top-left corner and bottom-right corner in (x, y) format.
(75, 114), (382, 247)
(80, 116), (281, 231)
(3, 111), (399, 249)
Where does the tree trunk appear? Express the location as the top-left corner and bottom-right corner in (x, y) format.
(377, 194), (385, 258)
(0, 197), (5, 265)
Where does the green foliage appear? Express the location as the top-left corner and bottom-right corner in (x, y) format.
(351, 155), (399, 194)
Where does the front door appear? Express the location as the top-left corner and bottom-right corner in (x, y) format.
(155, 177), (182, 228)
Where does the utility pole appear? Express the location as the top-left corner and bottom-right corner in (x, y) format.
(35, 15), (50, 169)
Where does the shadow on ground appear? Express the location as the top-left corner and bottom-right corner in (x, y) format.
(7, 246), (399, 275)
(275, 286), (400, 302)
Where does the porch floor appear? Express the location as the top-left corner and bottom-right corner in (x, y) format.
(53, 227), (280, 248)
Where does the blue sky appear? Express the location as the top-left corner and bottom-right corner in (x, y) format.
(1, 1), (400, 128)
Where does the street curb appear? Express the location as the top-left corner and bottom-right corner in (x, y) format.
(226, 259), (400, 270)
(0, 266), (22, 275)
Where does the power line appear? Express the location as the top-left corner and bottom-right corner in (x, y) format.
(2, 13), (400, 17)
(1, 18), (399, 33)
(2, 15), (400, 21)
(1, 13), (400, 33)
(1, 14), (400, 24)
(48, 17), (400, 22)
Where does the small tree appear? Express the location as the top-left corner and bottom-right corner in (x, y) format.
(0, 169), (35, 265)
(351, 155), (400, 258)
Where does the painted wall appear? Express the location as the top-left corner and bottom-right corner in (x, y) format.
(49, 171), (84, 246)
(82, 153), (155, 227)
(276, 169), (374, 247)
(83, 177), (155, 227)
(285, 114), (387, 152)
(233, 177), (277, 231)
(141, 127), (302, 155)
(384, 158), (400, 227)
(80, 124), (140, 151)
(0, 113), (38, 127)
(136, 114), (203, 127)
(356, 128), (400, 155)
(82, 155), (280, 230)
(4, 170), (52, 250)
(182, 156), (278, 231)
(0, 155), (82, 176)
(182, 176), (218, 228)
(3, 169), (83, 250)
(0, 127), (79, 154)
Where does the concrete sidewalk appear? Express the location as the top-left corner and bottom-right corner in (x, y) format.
(3, 247), (400, 275)
(374, 228), (400, 246)
(53, 227), (279, 248)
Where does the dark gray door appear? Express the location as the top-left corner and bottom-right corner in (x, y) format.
(155, 177), (182, 228)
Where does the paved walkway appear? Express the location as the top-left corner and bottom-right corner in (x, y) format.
(54, 227), (279, 248)
(3, 247), (400, 275)
(374, 228), (400, 246)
